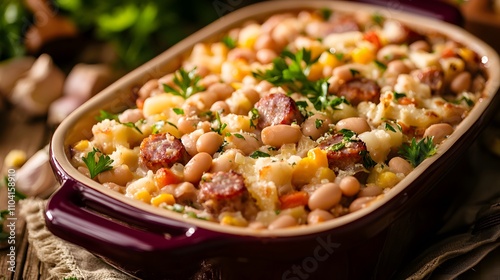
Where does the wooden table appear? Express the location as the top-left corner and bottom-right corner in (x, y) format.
(0, 110), (52, 280)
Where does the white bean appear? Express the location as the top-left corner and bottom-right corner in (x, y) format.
(183, 152), (212, 183)
(339, 176), (360, 197)
(349, 197), (375, 212)
(301, 113), (331, 140)
(307, 209), (335, 225)
(261, 125), (302, 147)
(335, 117), (371, 134)
(196, 132), (223, 155)
(388, 157), (413, 175)
(268, 214), (297, 230)
(423, 123), (454, 144)
(308, 183), (342, 210)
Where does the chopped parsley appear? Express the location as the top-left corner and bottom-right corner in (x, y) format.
(249, 108), (260, 128)
(233, 133), (245, 139)
(453, 96), (474, 107)
(372, 12), (385, 26)
(82, 148), (114, 179)
(96, 110), (142, 134)
(222, 36), (237, 49)
(349, 68), (361, 77)
(399, 137), (437, 167)
(374, 60), (387, 71)
(211, 111), (227, 135)
(360, 150), (377, 169)
(163, 67), (205, 99)
(249, 151), (271, 159)
(315, 119), (324, 129)
(172, 108), (184, 115)
(393, 92), (407, 100)
(319, 8), (332, 20)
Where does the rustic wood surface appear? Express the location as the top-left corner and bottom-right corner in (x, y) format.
(0, 110), (52, 280)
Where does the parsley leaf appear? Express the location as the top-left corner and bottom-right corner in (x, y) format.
(319, 8), (333, 20)
(82, 148), (114, 179)
(163, 67), (205, 99)
(172, 108), (184, 115)
(360, 150), (377, 168)
(96, 110), (142, 134)
(249, 151), (271, 159)
(249, 108), (259, 128)
(374, 60), (387, 71)
(399, 137), (437, 167)
(211, 111), (227, 135)
(393, 92), (407, 100)
(222, 36), (236, 49)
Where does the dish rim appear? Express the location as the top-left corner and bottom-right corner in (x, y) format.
(49, 0), (500, 238)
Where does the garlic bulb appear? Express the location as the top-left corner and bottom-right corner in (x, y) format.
(10, 54), (64, 117)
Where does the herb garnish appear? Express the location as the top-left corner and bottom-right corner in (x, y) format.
(360, 150), (377, 168)
(172, 108), (184, 115)
(82, 147), (114, 179)
(211, 111), (227, 135)
(349, 68), (360, 77)
(163, 67), (205, 99)
(222, 36), (237, 49)
(374, 60), (387, 71)
(399, 137), (437, 167)
(319, 8), (333, 20)
(453, 96), (474, 107)
(315, 119), (324, 129)
(249, 108), (260, 128)
(372, 12), (385, 26)
(96, 110), (143, 134)
(249, 151), (271, 159)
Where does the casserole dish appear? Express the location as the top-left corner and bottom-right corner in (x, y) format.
(46, 1), (500, 279)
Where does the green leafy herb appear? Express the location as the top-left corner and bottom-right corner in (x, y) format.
(360, 150), (377, 168)
(315, 119), (324, 129)
(399, 137), (437, 167)
(372, 12), (385, 26)
(319, 8), (333, 20)
(374, 60), (387, 71)
(249, 108), (260, 128)
(82, 148), (114, 179)
(393, 92), (407, 100)
(349, 68), (360, 77)
(122, 122), (143, 134)
(211, 111), (227, 135)
(222, 35), (236, 49)
(338, 129), (356, 140)
(96, 110), (119, 122)
(329, 142), (345, 151)
(163, 67), (205, 99)
(332, 52), (344, 61)
(172, 108), (184, 115)
(233, 133), (245, 139)
(96, 110), (142, 133)
(385, 123), (397, 132)
(454, 96), (474, 107)
(249, 151), (271, 159)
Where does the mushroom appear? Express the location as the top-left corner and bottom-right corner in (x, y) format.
(9, 54), (65, 117)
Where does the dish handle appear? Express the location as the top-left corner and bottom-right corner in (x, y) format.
(45, 179), (234, 258)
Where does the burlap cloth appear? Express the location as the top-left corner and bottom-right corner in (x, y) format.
(18, 140), (500, 280)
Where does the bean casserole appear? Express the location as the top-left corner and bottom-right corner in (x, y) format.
(69, 8), (488, 230)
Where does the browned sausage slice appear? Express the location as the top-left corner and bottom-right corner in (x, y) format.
(199, 171), (246, 200)
(198, 171), (253, 216)
(254, 93), (304, 129)
(337, 78), (381, 106)
(412, 67), (444, 95)
(139, 133), (187, 171)
(318, 133), (368, 171)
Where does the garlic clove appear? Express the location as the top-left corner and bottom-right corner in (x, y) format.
(10, 54), (65, 117)
(64, 63), (113, 100)
(47, 95), (87, 125)
(14, 145), (58, 198)
(0, 56), (36, 98)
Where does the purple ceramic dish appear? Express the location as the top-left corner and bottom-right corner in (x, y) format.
(46, 1), (500, 279)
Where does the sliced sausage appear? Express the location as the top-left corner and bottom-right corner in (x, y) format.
(139, 133), (187, 172)
(198, 171), (255, 216)
(337, 78), (381, 106)
(254, 93), (304, 129)
(412, 67), (444, 95)
(318, 133), (367, 171)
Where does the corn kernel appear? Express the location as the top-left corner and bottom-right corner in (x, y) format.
(318, 52), (341, 68)
(307, 63), (323, 81)
(4, 149), (27, 168)
(73, 140), (90, 152)
(376, 171), (400, 189)
(312, 167), (336, 184)
(230, 82), (243, 90)
(134, 190), (152, 203)
(151, 193), (175, 207)
(309, 42), (325, 59)
(457, 48), (474, 63)
(352, 47), (375, 64)
(220, 215), (248, 227)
